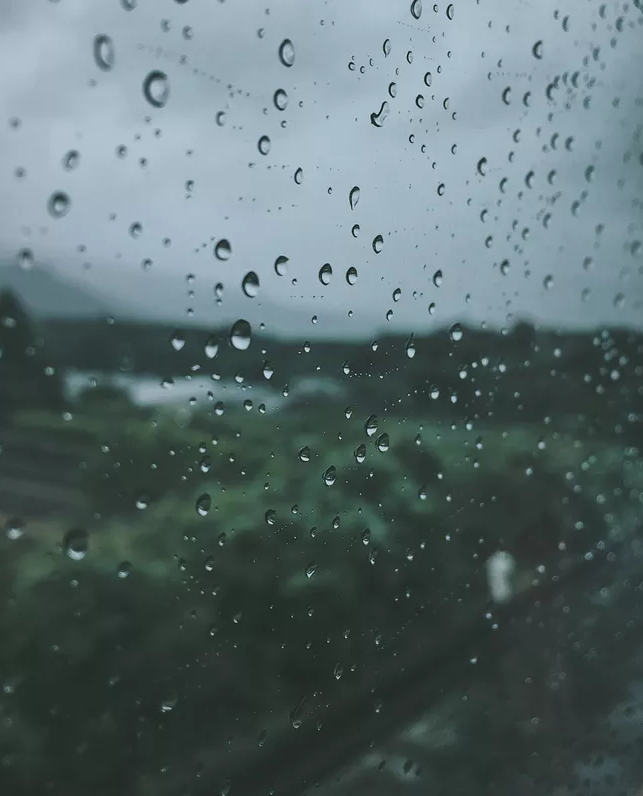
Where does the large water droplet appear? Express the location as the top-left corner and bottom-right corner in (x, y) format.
(258, 135), (271, 155)
(372, 235), (384, 254)
(370, 101), (390, 127)
(376, 433), (390, 453)
(143, 70), (170, 108)
(274, 255), (288, 276)
(349, 186), (360, 210)
(214, 239), (232, 261)
(47, 191), (71, 219)
(229, 319), (252, 350)
(63, 528), (88, 560)
(278, 38), (295, 67)
(449, 323), (463, 342)
(365, 415), (378, 437)
(318, 263), (332, 285)
(294, 167), (304, 184)
(323, 465), (337, 486)
(346, 267), (358, 285)
(354, 444), (366, 463)
(242, 271), (260, 298)
(205, 336), (219, 359)
(196, 493), (211, 516)
(411, 0), (422, 19)
(93, 35), (115, 71)
(273, 88), (288, 110)
(446, 3), (454, 20)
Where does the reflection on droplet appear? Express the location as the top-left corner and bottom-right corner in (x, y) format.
(411, 0), (423, 20)
(273, 89), (288, 110)
(258, 135), (271, 155)
(47, 191), (71, 219)
(319, 263), (332, 285)
(278, 38), (295, 67)
(323, 465), (337, 486)
(346, 266), (358, 285)
(242, 271), (260, 298)
(143, 70), (170, 108)
(229, 319), (252, 350)
(214, 239), (232, 261)
(196, 493), (211, 516)
(63, 528), (88, 560)
(349, 185), (360, 210)
(274, 255), (289, 276)
(372, 235), (384, 254)
(370, 101), (390, 127)
(93, 35), (115, 71)
(63, 150), (80, 171)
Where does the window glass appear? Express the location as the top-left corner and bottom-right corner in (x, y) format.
(0, 1), (642, 794)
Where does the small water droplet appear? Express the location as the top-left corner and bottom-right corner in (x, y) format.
(365, 415), (378, 437)
(143, 70), (170, 108)
(129, 221), (143, 238)
(63, 150), (80, 171)
(93, 35), (115, 71)
(117, 561), (132, 579)
(47, 191), (71, 219)
(242, 271), (260, 298)
(294, 167), (304, 184)
(433, 269), (443, 287)
(5, 517), (25, 540)
(274, 255), (289, 276)
(305, 562), (317, 578)
(63, 528), (88, 560)
(205, 336), (219, 359)
(299, 446), (311, 462)
(196, 493), (211, 516)
(383, 39), (391, 57)
(446, 3), (454, 19)
(349, 186), (360, 210)
(372, 235), (384, 254)
(229, 319), (252, 350)
(258, 135), (271, 155)
(354, 444), (366, 463)
(279, 38), (295, 67)
(449, 323), (463, 342)
(376, 433), (390, 452)
(533, 40), (543, 59)
(405, 335), (416, 358)
(346, 266), (358, 285)
(318, 263), (332, 285)
(361, 527), (371, 545)
(170, 330), (185, 351)
(411, 0), (423, 20)
(477, 157), (488, 176)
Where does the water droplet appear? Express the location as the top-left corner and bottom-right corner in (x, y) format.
(143, 70), (170, 108)
(446, 3), (454, 19)
(477, 157), (488, 176)
(323, 465), (337, 486)
(129, 221), (142, 238)
(229, 319), (252, 351)
(502, 86), (512, 105)
(370, 101), (390, 127)
(388, 82), (397, 98)
(405, 335), (416, 358)
(117, 561), (132, 579)
(372, 235), (384, 254)
(278, 38), (295, 67)
(365, 415), (378, 437)
(93, 35), (115, 71)
(242, 271), (260, 298)
(17, 248), (34, 270)
(170, 330), (185, 351)
(196, 493), (211, 516)
(532, 40), (543, 59)
(63, 528), (88, 560)
(214, 239), (231, 261)
(411, 0), (423, 19)
(5, 517), (24, 540)
(305, 562), (317, 578)
(258, 135), (271, 155)
(543, 274), (554, 290)
(354, 443), (366, 463)
(418, 486), (427, 500)
(346, 266), (358, 285)
(121, 0), (137, 9)
(135, 494), (149, 510)
(449, 323), (463, 342)
(262, 361), (274, 379)
(433, 269), (443, 287)
(274, 255), (289, 276)
(318, 263), (332, 285)
(416, 94), (425, 108)
(216, 110), (226, 126)
(294, 167), (304, 184)
(349, 185), (360, 210)
(273, 88), (288, 110)
(204, 555), (215, 571)
(205, 336), (219, 359)
(63, 150), (80, 171)
(351, 224), (360, 238)
(376, 433), (390, 453)
(383, 39), (391, 57)
(47, 191), (71, 219)
(299, 446), (311, 463)
(361, 528), (372, 546)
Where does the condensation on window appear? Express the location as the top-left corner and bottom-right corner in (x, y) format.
(0, 1), (642, 795)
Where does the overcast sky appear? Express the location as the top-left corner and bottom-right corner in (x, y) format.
(0, 0), (642, 338)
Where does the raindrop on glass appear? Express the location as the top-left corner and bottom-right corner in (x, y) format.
(143, 70), (170, 108)
(47, 191), (71, 219)
(318, 263), (332, 285)
(196, 493), (211, 516)
(349, 185), (360, 210)
(63, 528), (88, 560)
(273, 89), (288, 110)
(229, 319), (252, 350)
(214, 239), (232, 261)
(278, 38), (295, 67)
(93, 35), (115, 71)
(258, 135), (271, 155)
(242, 271), (260, 298)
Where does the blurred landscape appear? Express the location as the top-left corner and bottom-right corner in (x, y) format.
(0, 264), (642, 796)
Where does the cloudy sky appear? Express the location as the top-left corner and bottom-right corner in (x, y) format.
(0, 0), (642, 338)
